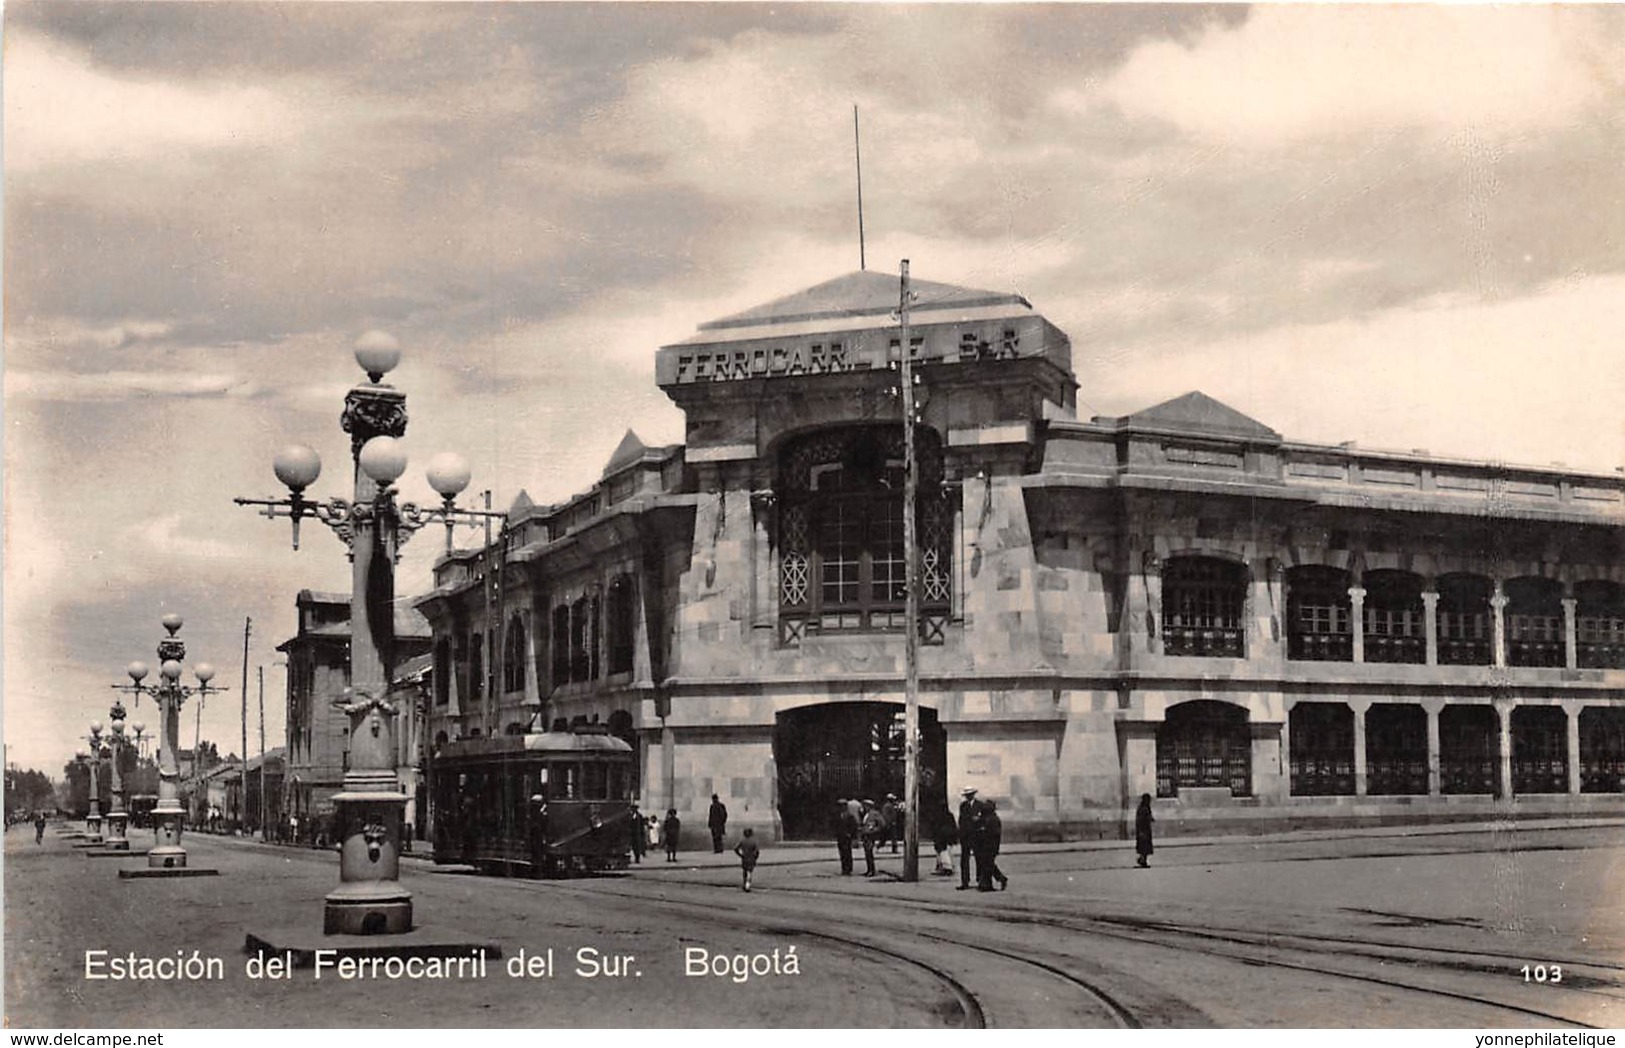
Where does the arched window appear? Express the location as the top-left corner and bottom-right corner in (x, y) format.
(1580, 707), (1625, 792)
(550, 605), (571, 687)
(1437, 574), (1492, 665)
(433, 640), (451, 706)
(1576, 581), (1625, 669)
(1156, 700), (1250, 797)
(502, 614), (527, 693)
(607, 575), (636, 676)
(1506, 577), (1564, 667)
(776, 426), (952, 644)
(468, 632), (484, 702)
(1288, 702), (1353, 795)
(569, 595), (598, 682)
(1286, 566), (1351, 662)
(1363, 570), (1426, 664)
(1162, 556), (1247, 658)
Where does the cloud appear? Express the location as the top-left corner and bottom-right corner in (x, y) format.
(1096, 7), (1625, 146)
(4, 27), (308, 174)
(7, 369), (262, 402)
(1081, 273), (1625, 473)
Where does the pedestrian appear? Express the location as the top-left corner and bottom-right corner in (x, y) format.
(859, 799), (884, 876)
(647, 813), (661, 852)
(955, 787), (979, 890)
(833, 797), (855, 875)
(1134, 793), (1154, 868)
(733, 828), (760, 892)
(628, 804), (645, 864)
(707, 793), (728, 854)
(662, 808), (681, 862)
(34, 811), (46, 845)
(882, 793), (901, 854)
(976, 799), (1008, 891)
(930, 796), (958, 876)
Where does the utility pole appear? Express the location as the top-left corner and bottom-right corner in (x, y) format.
(854, 105), (866, 272)
(241, 616), (251, 832)
(482, 490), (496, 739)
(257, 665), (267, 842)
(899, 259), (920, 883)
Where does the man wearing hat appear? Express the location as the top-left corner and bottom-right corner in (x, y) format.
(859, 799), (885, 876)
(956, 787), (981, 890)
(882, 793), (901, 854)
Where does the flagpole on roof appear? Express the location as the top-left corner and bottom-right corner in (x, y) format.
(855, 105), (867, 272)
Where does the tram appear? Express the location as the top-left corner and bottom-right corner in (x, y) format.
(430, 728), (636, 877)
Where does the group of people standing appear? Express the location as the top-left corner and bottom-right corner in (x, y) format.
(830, 794), (911, 877)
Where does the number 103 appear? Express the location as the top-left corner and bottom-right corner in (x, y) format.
(1521, 964), (1563, 983)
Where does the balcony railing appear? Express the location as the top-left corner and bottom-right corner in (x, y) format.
(1287, 632), (1351, 662)
(1364, 633), (1426, 664)
(1164, 625), (1244, 658)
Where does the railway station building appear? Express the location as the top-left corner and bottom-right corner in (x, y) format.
(416, 271), (1625, 843)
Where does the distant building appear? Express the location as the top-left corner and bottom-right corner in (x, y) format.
(278, 590), (431, 831)
(243, 747), (285, 836)
(418, 271), (1625, 843)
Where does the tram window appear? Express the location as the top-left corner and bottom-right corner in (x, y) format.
(607, 765), (624, 799)
(550, 763), (579, 800)
(584, 762), (608, 799)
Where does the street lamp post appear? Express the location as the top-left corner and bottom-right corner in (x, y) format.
(82, 729), (104, 843)
(235, 335), (502, 935)
(99, 704), (138, 851)
(117, 619), (223, 869)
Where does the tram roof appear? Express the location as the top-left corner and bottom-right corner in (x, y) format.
(438, 731), (633, 759)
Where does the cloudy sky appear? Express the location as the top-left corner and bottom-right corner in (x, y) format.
(6, 3), (1625, 774)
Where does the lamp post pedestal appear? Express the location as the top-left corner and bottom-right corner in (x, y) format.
(323, 694), (412, 935)
(150, 675), (189, 869)
(85, 753), (104, 843)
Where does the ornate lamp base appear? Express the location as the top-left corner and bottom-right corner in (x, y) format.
(324, 788), (413, 935)
(324, 884), (414, 936)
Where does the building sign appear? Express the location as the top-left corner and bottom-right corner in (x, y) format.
(666, 325), (1024, 385)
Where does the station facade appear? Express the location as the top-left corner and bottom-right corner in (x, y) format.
(416, 271), (1625, 842)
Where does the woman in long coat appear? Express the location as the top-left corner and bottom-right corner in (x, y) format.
(1134, 793), (1154, 868)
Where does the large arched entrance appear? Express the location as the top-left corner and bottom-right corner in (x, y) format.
(773, 702), (947, 839)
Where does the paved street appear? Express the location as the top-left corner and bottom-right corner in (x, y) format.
(6, 819), (1624, 1028)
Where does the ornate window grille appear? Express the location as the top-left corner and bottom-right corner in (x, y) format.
(1286, 566), (1352, 662)
(1363, 570), (1426, 664)
(1507, 577), (1565, 668)
(1156, 701), (1251, 797)
(1288, 702), (1354, 795)
(777, 426), (952, 643)
(1576, 580), (1625, 670)
(1162, 557), (1247, 657)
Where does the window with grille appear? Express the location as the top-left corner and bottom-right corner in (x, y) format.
(1162, 557), (1247, 657)
(550, 605), (570, 687)
(1437, 574), (1492, 666)
(1156, 700), (1251, 797)
(1576, 580), (1625, 670)
(1363, 570), (1426, 664)
(607, 575), (636, 676)
(1507, 577), (1565, 668)
(1286, 566), (1351, 662)
(777, 426), (952, 640)
(569, 596), (598, 683)
(502, 615), (526, 693)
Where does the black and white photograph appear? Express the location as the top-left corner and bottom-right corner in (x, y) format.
(4, 1), (1623, 1033)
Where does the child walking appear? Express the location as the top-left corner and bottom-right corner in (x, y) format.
(733, 827), (760, 892)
